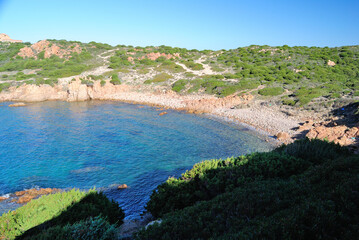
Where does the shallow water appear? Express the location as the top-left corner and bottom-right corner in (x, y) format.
(0, 101), (273, 218)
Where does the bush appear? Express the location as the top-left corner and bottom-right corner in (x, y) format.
(0, 189), (124, 239)
(0, 82), (11, 93)
(100, 80), (106, 86)
(26, 216), (118, 240)
(184, 61), (204, 70)
(282, 97), (297, 106)
(144, 73), (172, 84)
(258, 87), (284, 96)
(146, 151), (310, 218)
(137, 139), (358, 239)
(172, 79), (188, 92)
(110, 74), (121, 85)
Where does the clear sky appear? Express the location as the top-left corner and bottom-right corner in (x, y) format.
(0, 0), (358, 50)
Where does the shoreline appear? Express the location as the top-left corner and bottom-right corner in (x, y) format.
(2, 97), (293, 144)
(0, 78), (302, 143)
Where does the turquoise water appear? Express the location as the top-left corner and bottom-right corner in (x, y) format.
(0, 101), (273, 218)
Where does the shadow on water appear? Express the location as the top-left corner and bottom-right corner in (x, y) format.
(101, 165), (193, 219)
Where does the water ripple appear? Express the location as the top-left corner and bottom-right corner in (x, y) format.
(0, 101), (273, 218)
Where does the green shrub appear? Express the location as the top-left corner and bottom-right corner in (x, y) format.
(146, 151), (310, 218)
(258, 87), (284, 96)
(172, 79), (188, 92)
(184, 61), (204, 70)
(0, 189), (124, 239)
(110, 74), (121, 85)
(81, 78), (94, 86)
(0, 82), (11, 93)
(27, 216), (118, 240)
(156, 61), (184, 73)
(144, 73), (172, 84)
(282, 98), (297, 106)
(100, 80), (106, 86)
(137, 139), (358, 239)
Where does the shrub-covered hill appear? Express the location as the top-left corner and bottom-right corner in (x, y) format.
(0, 189), (124, 240)
(136, 139), (359, 239)
(1, 40), (358, 107)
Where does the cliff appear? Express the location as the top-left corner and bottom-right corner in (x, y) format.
(0, 33), (22, 43)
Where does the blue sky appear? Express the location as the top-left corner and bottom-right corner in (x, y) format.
(0, 0), (358, 50)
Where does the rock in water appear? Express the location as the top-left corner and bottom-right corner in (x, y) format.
(118, 184), (128, 189)
(8, 102), (26, 107)
(0, 196), (8, 202)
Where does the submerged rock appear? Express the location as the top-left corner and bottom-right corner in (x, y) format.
(158, 112), (167, 116)
(13, 188), (61, 204)
(8, 102), (26, 107)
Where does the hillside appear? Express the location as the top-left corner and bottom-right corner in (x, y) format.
(0, 35), (358, 150)
(1, 38), (358, 106)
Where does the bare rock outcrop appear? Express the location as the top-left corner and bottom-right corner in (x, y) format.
(0, 33), (22, 43)
(276, 132), (290, 140)
(8, 102), (26, 107)
(327, 60), (336, 66)
(14, 188), (60, 204)
(0, 84), (67, 102)
(67, 79), (91, 101)
(18, 40), (82, 59)
(305, 121), (358, 150)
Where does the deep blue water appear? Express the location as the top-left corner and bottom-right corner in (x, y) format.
(0, 101), (273, 218)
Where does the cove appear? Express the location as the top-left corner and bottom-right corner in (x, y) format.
(0, 101), (273, 218)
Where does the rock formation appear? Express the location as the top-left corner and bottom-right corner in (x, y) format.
(0, 33), (22, 43)
(13, 188), (60, 204)
(17, 40), (82, 59)
(300, 120), (359, 151)
(118, 184), (128, 189)
(327, 60), (336, 66)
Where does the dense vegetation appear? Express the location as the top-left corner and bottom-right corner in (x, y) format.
(0, 189), (124, 239)
(136, 139), (359, 239)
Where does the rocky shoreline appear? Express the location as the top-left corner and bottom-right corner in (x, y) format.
(1, 78), (358, 151)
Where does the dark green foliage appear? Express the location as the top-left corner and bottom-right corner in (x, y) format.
(110, 74), (121, 85)
(100, 80), (106, 86)
(295, 87), (330, 105)
(21, 216), (118, 240)
(146, 152), (310, 218)
(138, 139), (358, 239)
(258, 87), (284, 96)
(275, 138), (350, 163)
(282, 97), (297, 106)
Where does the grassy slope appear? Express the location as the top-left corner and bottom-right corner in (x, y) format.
(0, 189), (124, 239)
